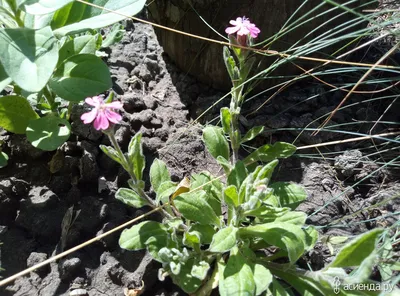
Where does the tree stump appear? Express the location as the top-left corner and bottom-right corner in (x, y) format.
(148, 0), (370, 90)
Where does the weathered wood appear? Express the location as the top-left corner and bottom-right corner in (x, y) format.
(148, 0), (370, 90)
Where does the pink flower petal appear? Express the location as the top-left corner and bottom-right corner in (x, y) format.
(105, 101), (123, 109)
(80, 109), (97, 124)
(85, 96), (101, 107)
(237, 26), (250, 36)
(105, 109), (122, 124)
(94, 111), (109, 130)
(225, 26), (240, 35)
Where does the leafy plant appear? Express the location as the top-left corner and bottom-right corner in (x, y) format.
(88, 16), (392, 295)
(0, 0), (146, 151)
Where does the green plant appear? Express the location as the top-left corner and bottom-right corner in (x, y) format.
(88, 17), (394, 295)
(0, 0), (145, 151)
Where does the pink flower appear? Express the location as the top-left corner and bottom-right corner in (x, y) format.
(80, 96), (123, 130)
(225, 16), (260, 38)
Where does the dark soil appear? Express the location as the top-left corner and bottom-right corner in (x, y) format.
(0, 16), (399, 296)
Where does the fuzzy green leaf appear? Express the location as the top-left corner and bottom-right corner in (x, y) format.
(253, 263), (272, 295)
(19, 0), (74, 14)
(227, 160), (247, 189)
(209, 226), (237, 253)
(174, 190), (221, 227)
(0, 151), (8, 168)
(224, 185), (239, 208)
(99, 145), (124, 166)
(187, 223), (215, 245)
(0, 95), (39, 134)
(330, 228), (383, 268)
(128, 132), (145, 181)
(244, 142), (296, 164)
(203, 126), (230, 160)
(216, 155), (232, 175)
(241, 126), (264, 144)
(150, 158), (170, 193)
(115, 188), (148, 208)
(119, 221), (168, 251)
(58, 34), (100, 65)
(220, 107), (232, 134)
(270, 182), (307, 210)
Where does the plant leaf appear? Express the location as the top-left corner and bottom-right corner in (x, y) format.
(0, 95), (39, 134)
(253, 263), (272, 295)
(244, 142), (296, 164)
(241, 126), (264, 144)
(330, 228), (383, 268)
(0, 63), (12, 92)
(174, 190), (221, 227)
(216, 155), (232, 175)
(203, 126), (230, 161)
(219, 246), (256, 296)
(19, 0), (74, 14)
(52, 0), (146, 37)
(26, 116), (71, 151)
(270, 182), (307, 210)
(155, 181), (176, 205)
(150, 158), (170, 193)
(115, 188), (149, 208)
(58, 34), (100, 65)
(169, 258), (202, 294)
(224, 185), (239, 208)
(49, 54), (111, 102)
(119, 221), (168, 250)
(99, 144), (124, 166)
(220, 107), (231, 134)
(209, 226), (238, 253)
(239, 222), (306, 264)
(227, 160), (247, 189)
(187, 223), (215, 245)
(0, 151), (8, 168)
(101, 23), (125, 48)
(0, 26), (58, 92)
(127, 132), (145, 180)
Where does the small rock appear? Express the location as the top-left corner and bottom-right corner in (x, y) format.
(334, 150), (363, 177)
(61, 257), (82, 280)
(27, 252), (49, 277)
(79, 150), (99, 184)
(143, 95), (157, 110)
(70, 289), (88, 296)
(28, 186), (58, 208)
(121, 93), (146, 113)
(132, 64), (152, 83)
(115, 125), (131, 149)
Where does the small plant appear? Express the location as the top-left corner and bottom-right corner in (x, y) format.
(0, 0), (145, 151)
(84, 17), (391, 295)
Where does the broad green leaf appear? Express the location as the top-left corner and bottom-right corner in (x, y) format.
(220, 107), (231, 134)
(203, 126), (230, 160)
(174, 190), (221, 227)
(0, 63), (12, 92)
(115, 188), (148, 208)
(99, 144), (124, 166)
(119, 221), (168, 250)
(20, 0), (74, 14)
(49, 54), (111, 102)
(0, 95), (39, 134)
(244, 142), (296, 164)
(253, 263), (272, 295)
(187, 224), (215, 245)
(101, 23), (125, 48)
(241, 126), (264, 144)
(303, 226), (318, 251)
(244, 205), (289, 220)
(170, 258), (202, 294)
(330, 228), (383, 268)
(23, 12), (54, 29)
(219, 246), (256, 296)
(53, 0), (146, 37)
(224, 185), (239, 207)
(127, 132), (145, 180)
(216, 155), (232, 174)
(223, 46), (236, 80)
(58, 34), (100, 64)
(0, 26), (58, 92)
(275, 211), (307, 225)
(209, 226), (237, 253)
(239, 222), (305, 264)
(26, 116), (70, 150)
(150, 158), (170, 193)
(0, 151), (8, 168)
(155, 181), (176, 205)
(270, 182), (307, 210)
(227, 160), (247, 189)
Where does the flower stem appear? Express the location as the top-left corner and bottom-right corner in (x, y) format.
(105, 129), (172, 218)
